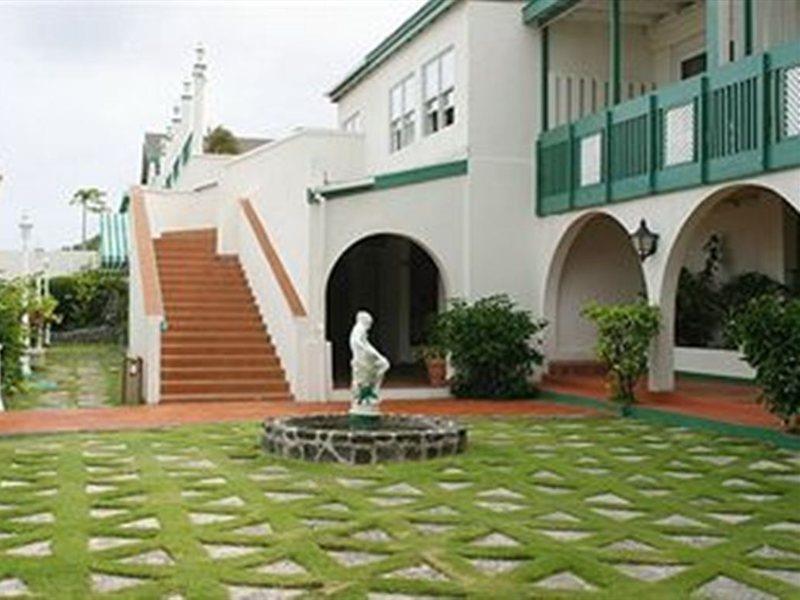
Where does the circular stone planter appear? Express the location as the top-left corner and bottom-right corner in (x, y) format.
(262, 414), (468, 465)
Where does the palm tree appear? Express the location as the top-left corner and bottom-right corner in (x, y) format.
(70, 188), (107, 248)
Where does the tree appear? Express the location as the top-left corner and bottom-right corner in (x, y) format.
(204, 126), (241, 155)
(582, 301), (661, 409)
(70, 188), (107, 248)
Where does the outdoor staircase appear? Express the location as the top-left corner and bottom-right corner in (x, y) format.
(154, 229), (292, 403)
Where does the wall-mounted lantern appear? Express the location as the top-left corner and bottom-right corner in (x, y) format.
(630, 219), (659, 261)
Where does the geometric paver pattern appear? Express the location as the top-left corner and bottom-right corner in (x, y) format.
(0, 418), (798, 598)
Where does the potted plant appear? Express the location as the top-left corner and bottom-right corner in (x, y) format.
(419, 344), (447, 387)
(416, 313), (449, 387)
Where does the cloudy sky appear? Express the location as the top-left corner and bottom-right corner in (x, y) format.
(0, 0), (424, 250)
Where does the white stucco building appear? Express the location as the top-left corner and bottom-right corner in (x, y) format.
(127, 0), (800, 404)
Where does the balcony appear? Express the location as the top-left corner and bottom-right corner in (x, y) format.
(536, 42), (800, 216)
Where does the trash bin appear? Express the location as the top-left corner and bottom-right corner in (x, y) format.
(122, 356), (143, 405)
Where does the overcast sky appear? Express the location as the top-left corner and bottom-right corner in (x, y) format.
(0, 0), (424, 250)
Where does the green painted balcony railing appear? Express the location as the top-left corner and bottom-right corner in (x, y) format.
(536, 42), (800, 216)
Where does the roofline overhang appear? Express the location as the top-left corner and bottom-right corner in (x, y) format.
(327, 0), (457, 102)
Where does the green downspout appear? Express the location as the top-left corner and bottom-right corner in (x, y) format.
(743, 0), (754, 56)
(706, 0), (719, 69)
(542, 26), (549, 132)
(609, 0), (621, 106)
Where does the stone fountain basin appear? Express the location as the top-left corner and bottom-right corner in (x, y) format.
(262, 414), (468, 465)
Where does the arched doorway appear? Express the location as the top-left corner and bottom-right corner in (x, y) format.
(326, 234), (444, 387)
(660, 185), (800, 380)
(545, 213), (646, 365)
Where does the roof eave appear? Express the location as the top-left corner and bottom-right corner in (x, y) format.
(328, 0), (457, 102)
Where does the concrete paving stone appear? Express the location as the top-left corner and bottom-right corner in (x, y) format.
(533, 571), (596, 591)
(383, 563), (449, 581)
(693, 576), (776, 600)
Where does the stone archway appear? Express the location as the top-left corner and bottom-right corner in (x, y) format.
(325, 234), (445, 387)
(653, 184), (800, 386)
(544, 213), (647, 367)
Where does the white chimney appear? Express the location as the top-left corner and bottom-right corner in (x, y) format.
(192, 43), (207, 155)
(180, 80), (192, 131)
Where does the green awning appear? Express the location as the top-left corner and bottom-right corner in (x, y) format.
(100, 212), (129, 269)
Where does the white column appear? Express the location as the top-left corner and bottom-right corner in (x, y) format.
(192, 44), (207, 155)
(19, 212), (32, 378)
(180, 80), (192, 138)
(43, 257), (51, 346)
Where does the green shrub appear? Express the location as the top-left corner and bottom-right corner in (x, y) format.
(49, 270), (128, 336)
(436, 295), (546, 398)
(727, 295), (800, 429)
(0, 280), (26, 395)
(582, 301), (661, 407)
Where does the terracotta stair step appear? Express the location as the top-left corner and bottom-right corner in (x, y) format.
(158, 276), (248, 285)
(165, 321), (265, 332)
(547, 360), (607, 377)
(165, 313), (262, 323)
(161, 344), (276, 357)
(161, 355), (281, 368)
(159, 391), (292, 404)
(162, 366), (284, 381)
(161, 379), (289, 395)
(163, 295), (255, 305)
(163, 332), (270, 343)
(165, 300), (259, 308)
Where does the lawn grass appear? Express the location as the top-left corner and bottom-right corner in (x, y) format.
(6, 343), (124, 411)
(0, 416), (797, 598)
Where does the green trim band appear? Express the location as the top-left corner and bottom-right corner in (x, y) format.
(312, 159), (468, 201)
(540, 390), (800, 450)
(675, 370), (756, 385)
(328, 0), (456, 101)
(523, 0), (581, 26)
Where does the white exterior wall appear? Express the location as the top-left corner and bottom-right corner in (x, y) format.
(649, 3), (705, 85)
(144, 188), (221, 238)
(464, 0), (538, 306)
(554, 217), (644, 360)
(171, 155), (231, 192)
(0, 250), (98, 279)
(127, 199), (162, 405)
(533, 169), (800, 389)
(216, 129), (366, 303)
(335, 2), (469, 175)
(683, 192), (786, 283)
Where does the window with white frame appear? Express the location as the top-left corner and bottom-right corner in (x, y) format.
(390, 75), (416, 152)
(342, 111), (363, 133)
(423, 48), (455, 136)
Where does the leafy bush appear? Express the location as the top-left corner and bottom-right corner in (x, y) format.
(436, 295), (546, 398)
(582, 301), (661, 407)
(49, 270), (128, 336)
(0, 280), (26, 395)
(727, 295), (800, 430)
(675, 233), (795, 348)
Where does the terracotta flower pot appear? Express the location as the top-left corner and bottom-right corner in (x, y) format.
(425, 357), (447, 387)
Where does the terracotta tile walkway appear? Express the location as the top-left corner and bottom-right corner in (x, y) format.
(0, 399), (594, 437)
(0, 374), (782, 437)
(541, 373), (781, 428)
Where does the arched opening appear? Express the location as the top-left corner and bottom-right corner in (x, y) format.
(547, 214), (646, 367)
(326, 234), (443, 387)
(664, 185), (800, 380)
